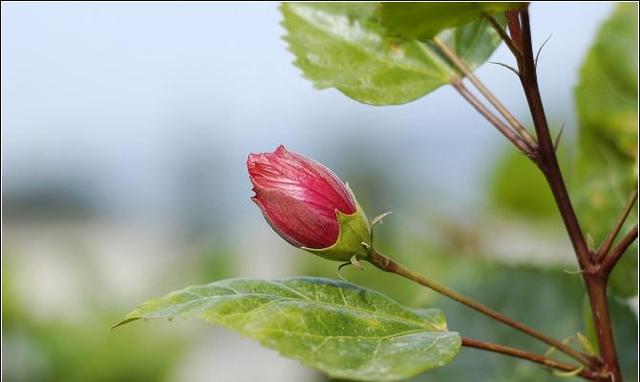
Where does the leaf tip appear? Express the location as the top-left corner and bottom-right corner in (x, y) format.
(110, 316), (140, 332)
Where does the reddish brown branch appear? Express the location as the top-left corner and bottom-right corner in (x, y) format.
(461, 337), (602, 380)
(506, 10), (524, 55)
(486, 14), (523, 61)
(451, 81), (535, 159)
(513, 9), (621, 381)
(601, 225), (638, 276)
(596, 189), (638, 263)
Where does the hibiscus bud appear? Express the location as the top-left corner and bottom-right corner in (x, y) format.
(247, 145), (371, 261)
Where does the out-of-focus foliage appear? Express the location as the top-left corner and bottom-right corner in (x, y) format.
(281, 2), (504, 105)
(2, 255), (187, 382)
(488, 148), (558, 219)
(380, 2), (524, 40)
(574, 3), (638, 297)
(115, 277), (461, 381)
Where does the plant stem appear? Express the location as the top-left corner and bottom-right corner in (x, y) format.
(366, 250), (593, 367)
(461, 337), (602, 380)
(506, 10), (524, 53)
(485, 15), (523, 60)
(433, 38), (537, 149)
(601, 225), (638, 276)
(596, 189), (638, 262)
(516, 12), (592, 269)
(451, 80), (535, 159)
(514, 9), (621, 380)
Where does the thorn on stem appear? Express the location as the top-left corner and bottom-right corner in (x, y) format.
(535, 34), (552, 68)
(554, 123), (565, 152)
(563, 268), (586, 275)
(490, 61), (520, 77)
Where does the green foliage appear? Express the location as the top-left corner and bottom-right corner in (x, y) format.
(299, 239), (638, 381)
(281, 2), (505, 105)
(575, 3), (638, 158)
(1, 257), (186, 382)
(574, 3), (638, 297)
(115, 277), (461, 381)
(380, 2), (524, 40)
(427, 263), (638, 382)
(489, 148), (558, 219)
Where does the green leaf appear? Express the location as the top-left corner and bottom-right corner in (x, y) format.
(437, 16), (504, 72)
(577, 332), (596, 357)
(281, 2), (504, 105)
(575, 3), (638, 158)
(114, 277), (461, 381)
(380, 2), (525, 40)
(574, 3), (638, 297)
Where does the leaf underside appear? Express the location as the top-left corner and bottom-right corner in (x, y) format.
(380, 2), (525, 40)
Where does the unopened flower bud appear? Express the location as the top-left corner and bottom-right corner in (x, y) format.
(247, 145), (371, 261)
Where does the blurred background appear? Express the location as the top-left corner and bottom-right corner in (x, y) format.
(2, 2), (637, 381)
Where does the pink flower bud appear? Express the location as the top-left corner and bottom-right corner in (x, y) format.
(247, 145), (358, 249)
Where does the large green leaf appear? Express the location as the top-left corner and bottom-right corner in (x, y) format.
(114, 277), (461, 381)
(574, 3), (638, 297)
(380, 2), (525, 40)
(281, 2), (504, 105)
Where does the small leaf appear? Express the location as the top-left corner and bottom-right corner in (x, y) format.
(574, 3), (638, 297)
(576, 332), (596, 356)
(552, 366), (584, 378)
(114, 277), (461, 381)
(380, 2), (525, 40)
(281, 2), (504, 105)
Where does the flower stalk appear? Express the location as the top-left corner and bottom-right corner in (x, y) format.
(366, 249), (594, 367)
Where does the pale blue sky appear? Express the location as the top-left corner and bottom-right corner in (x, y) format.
(2, 2), (615, 224)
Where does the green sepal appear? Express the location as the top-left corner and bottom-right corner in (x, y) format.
(303, 190), (372, 262)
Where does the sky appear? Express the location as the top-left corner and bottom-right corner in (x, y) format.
(2, 2), (615, 224)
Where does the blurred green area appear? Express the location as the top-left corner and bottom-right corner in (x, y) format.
(573, 3), (638, 298)
(2, 238), (237, 382)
